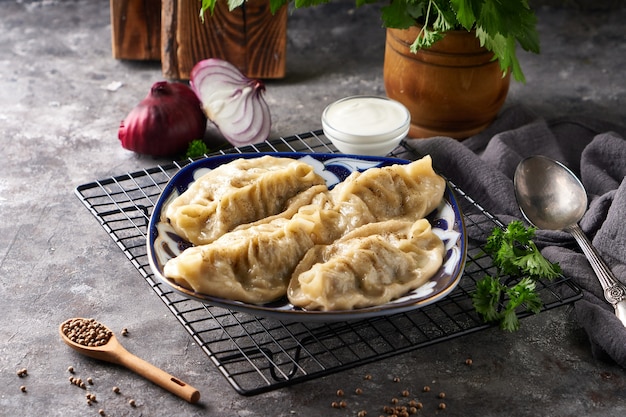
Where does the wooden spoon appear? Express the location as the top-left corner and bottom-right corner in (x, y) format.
(59, 318), (200, 403)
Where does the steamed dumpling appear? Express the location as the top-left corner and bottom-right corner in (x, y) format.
(164, 156), (326, 245)
(331, 155), (445, 232)
(287, 219), (445, 311)
(163, 193), (341, 304)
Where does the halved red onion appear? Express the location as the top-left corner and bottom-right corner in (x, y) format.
(190, 59), (271, 147)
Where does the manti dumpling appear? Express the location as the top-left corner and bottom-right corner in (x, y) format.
(287, 219), (445, 311)
(164, 156), (326, 245)
(163, 194), (342, 304)
(331, 155), (445, 232)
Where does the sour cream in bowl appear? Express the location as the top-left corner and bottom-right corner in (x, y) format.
(322, 96), (410, 156)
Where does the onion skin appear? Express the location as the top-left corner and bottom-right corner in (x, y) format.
(190, 59), (271, 147)
(118, 81), (207, 157)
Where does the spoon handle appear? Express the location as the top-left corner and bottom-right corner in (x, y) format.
(568, 224), (626, 327)
(115, 347), (200, 403)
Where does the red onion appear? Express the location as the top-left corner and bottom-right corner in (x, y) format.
(190, 59), (271, 147)
(118, 81), (207, 157)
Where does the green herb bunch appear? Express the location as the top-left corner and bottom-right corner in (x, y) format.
(201, 0), (540, 82)
(472, 221), (562, 331)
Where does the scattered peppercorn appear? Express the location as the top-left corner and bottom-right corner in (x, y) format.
(355, 388), (363, 395)
(438, 392), (446, 399)
(331, 401), (340, 409)
(465, 358), (473, 366)
(339, 400), (347, 408)
(336, 389), (344, 397)
(357, 410), (367, 417)
(422, 385), (430, 392)
(438, 403), (446, 410)
(364, 374), (372, 380)
(401, 390), (409, 397)
(390, 397), (399, 404)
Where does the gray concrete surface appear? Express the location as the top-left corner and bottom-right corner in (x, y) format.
(1, 0), (625, 416)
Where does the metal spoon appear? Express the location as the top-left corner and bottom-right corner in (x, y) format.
(514, 155), (626, 327)
(59, 318), (200, 403)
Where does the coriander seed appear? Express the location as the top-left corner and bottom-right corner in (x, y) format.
(357, 410), (367, 417)
(422, 385), (430, 392)
(336, 389), (344, 397)
(401, 390), (409, 397)
(61, 318), (112, 347)
(67, 366), (74, 374)
(112, 386), (120, 394)
(438, 402), (446, 410)
(129, 399), (136, 407)
(20, 385), (26, 393)
(355, 387), (363, 395)
(438, 392), (446, 399)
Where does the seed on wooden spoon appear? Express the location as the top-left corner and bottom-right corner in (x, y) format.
(59, 318), (200, 403)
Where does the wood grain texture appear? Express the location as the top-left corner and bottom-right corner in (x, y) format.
(110, 0), (161, 60)
(161, 0), (287, 80)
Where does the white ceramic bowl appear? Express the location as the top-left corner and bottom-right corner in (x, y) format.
(322, 95), (410, 156)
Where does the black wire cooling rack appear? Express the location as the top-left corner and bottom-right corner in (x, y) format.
(75, 130), (582, 396)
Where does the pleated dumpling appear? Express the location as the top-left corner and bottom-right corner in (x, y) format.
(331, 155), (445, 232)
(163, 193), (342, 304)
(287, 219), (445, 311)
(164, 156), (326, 245)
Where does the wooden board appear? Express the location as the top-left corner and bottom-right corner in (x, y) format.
(161, 0), (287, 80)
(110, 0), (162, 60)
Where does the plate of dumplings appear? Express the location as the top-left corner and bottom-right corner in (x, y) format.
(147, 152), (466, 321)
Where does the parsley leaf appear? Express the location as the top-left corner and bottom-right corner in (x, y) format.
(185, 139), (210, 158)
(472, 221), (561, 331)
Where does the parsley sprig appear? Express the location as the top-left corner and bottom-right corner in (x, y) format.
(472, 221), (562, 331)
(185, 139), (210, 158)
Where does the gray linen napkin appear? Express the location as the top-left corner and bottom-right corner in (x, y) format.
(403, 104), (626, 367)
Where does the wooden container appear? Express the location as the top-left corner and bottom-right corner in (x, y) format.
(384, 26), (510, 139)
(161, 0), (287, 80)
(110, 0), (162, 61)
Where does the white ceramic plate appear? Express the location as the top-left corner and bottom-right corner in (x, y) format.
(147, 153), (467, 322)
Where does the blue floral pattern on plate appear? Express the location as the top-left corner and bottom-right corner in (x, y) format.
(147, 152), (467, 322)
